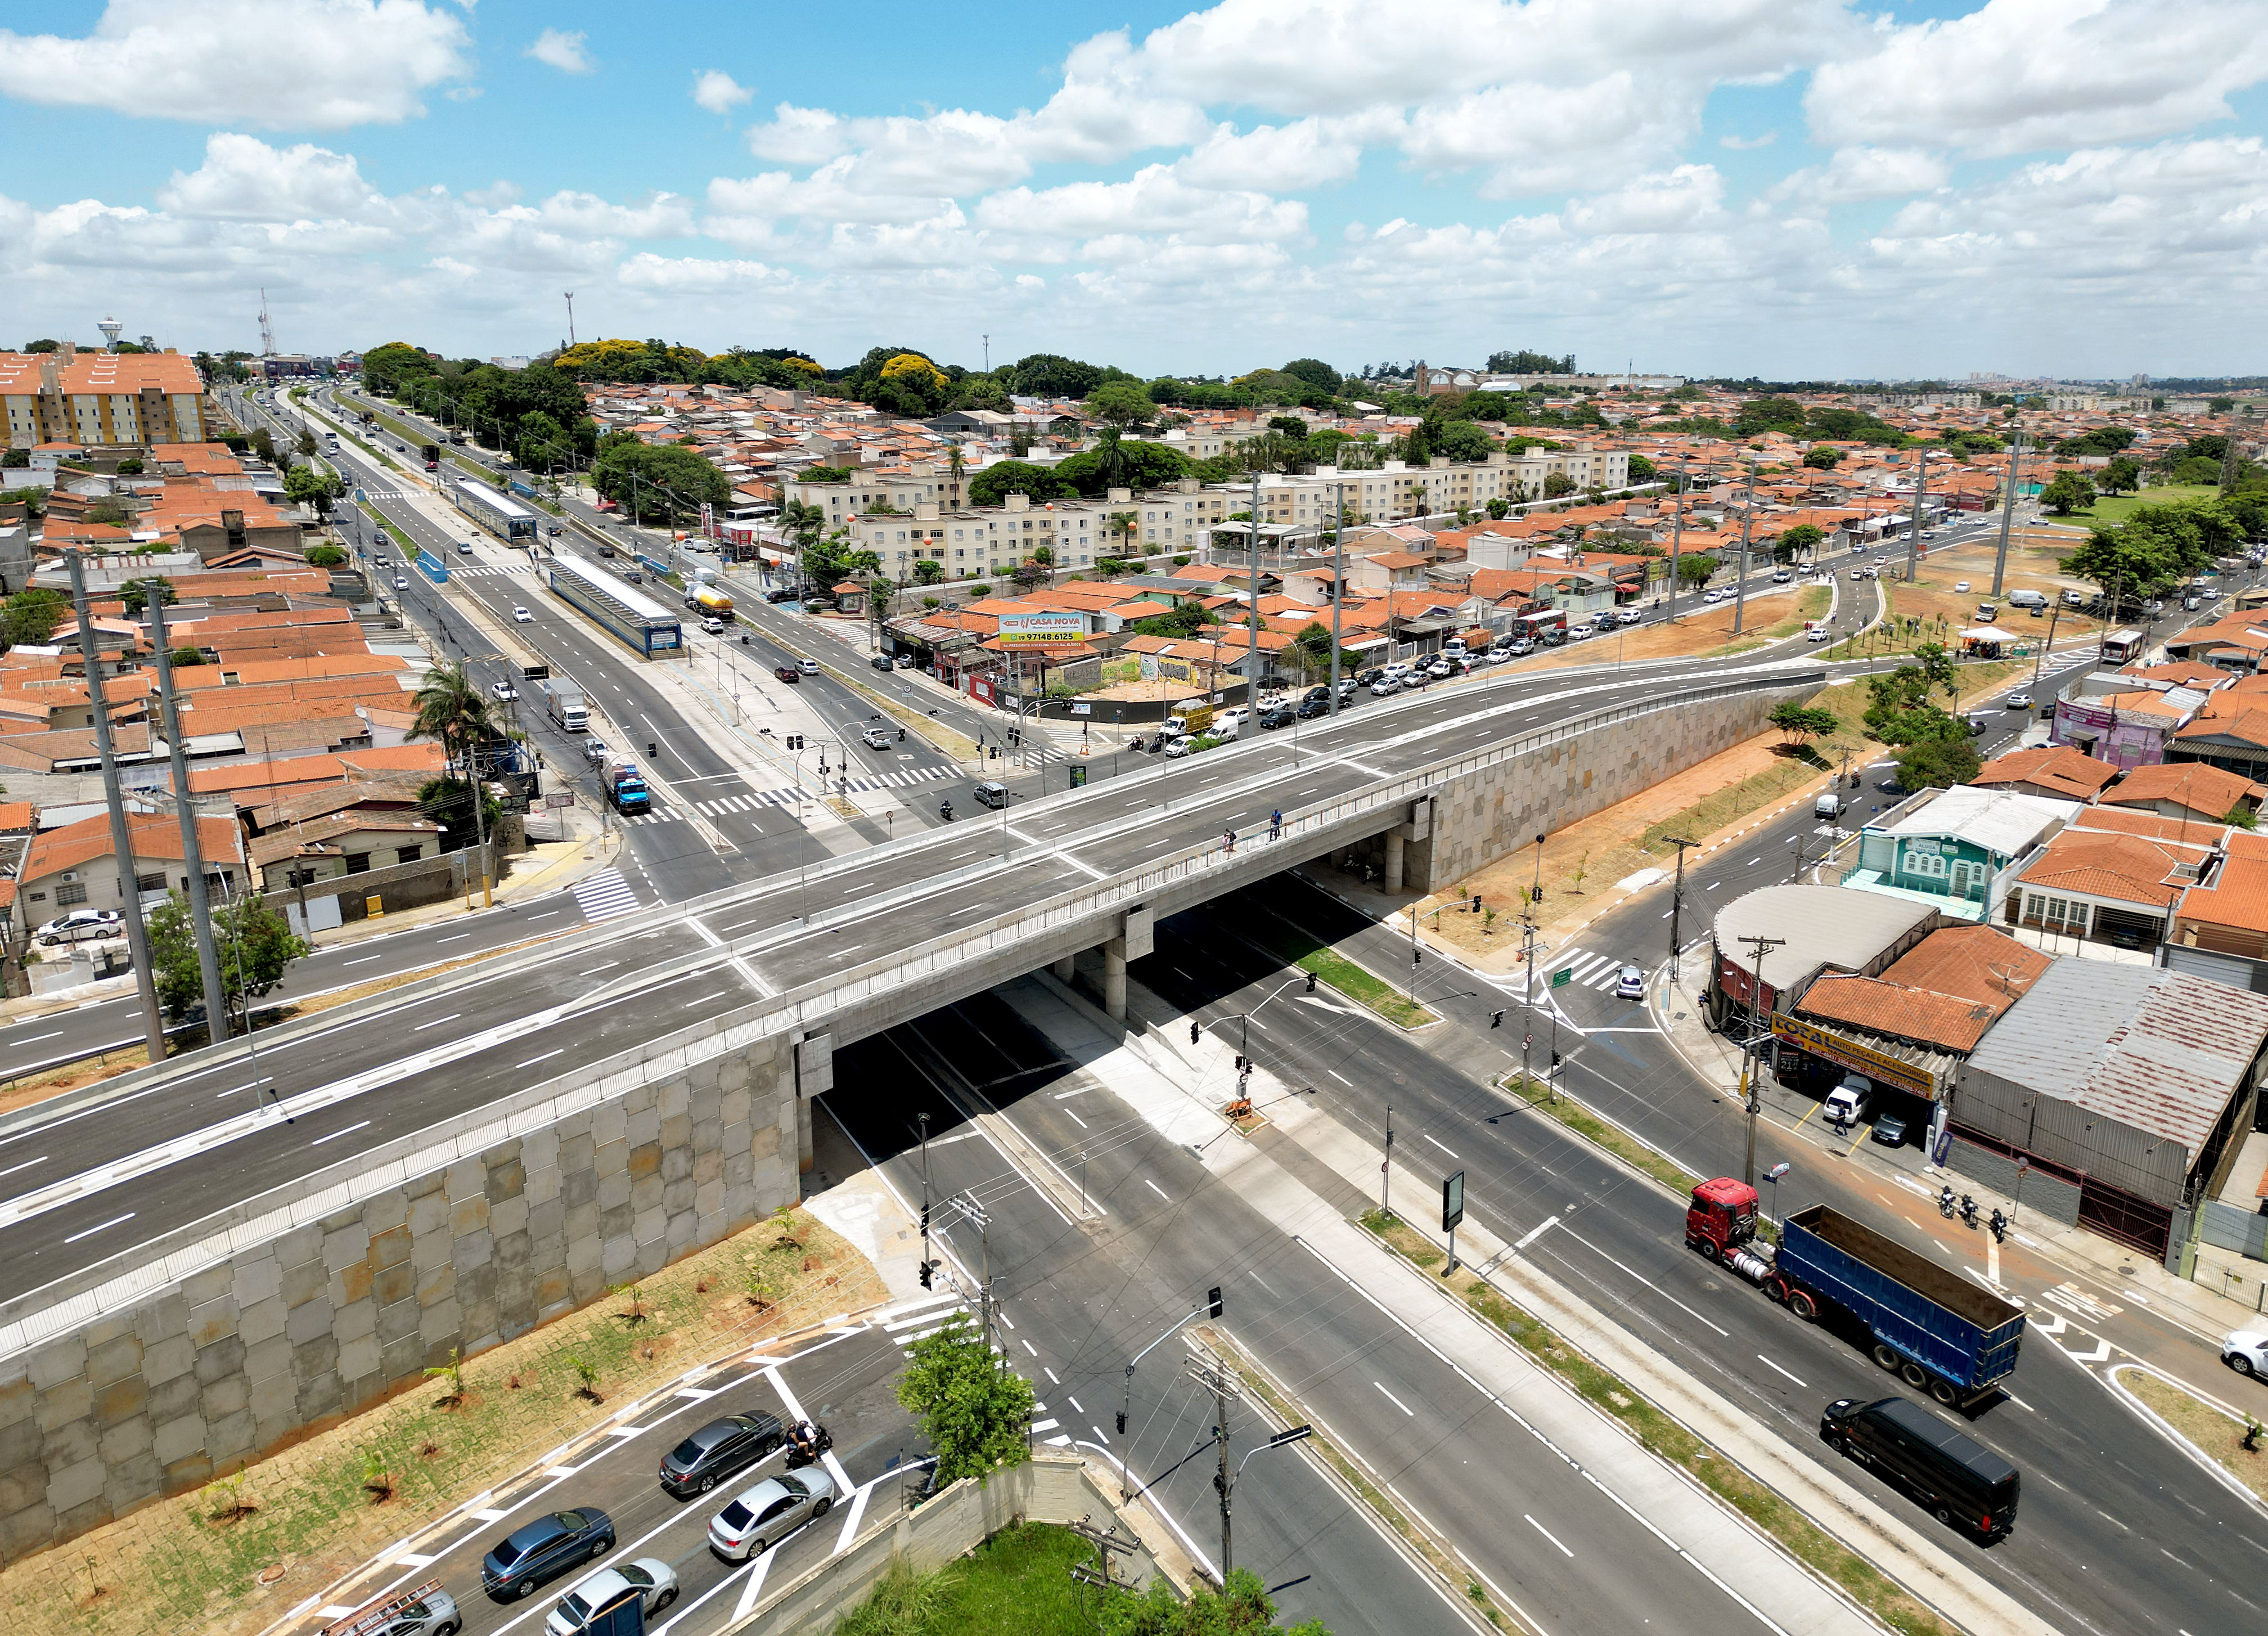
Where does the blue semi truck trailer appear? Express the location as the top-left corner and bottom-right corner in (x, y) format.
(1687, 1179), (2024, 1406)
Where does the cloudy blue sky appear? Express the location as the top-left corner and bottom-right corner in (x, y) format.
(2, 0), (2263, 379)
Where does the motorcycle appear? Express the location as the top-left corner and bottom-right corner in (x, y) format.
(939, 801), (954, 822)
(1937, 1186), (1956, 1219)
(784, 1421), (833, 1469)
(1988, 1209), (2007, 1243)
(1958, 1194), (1978, 1229)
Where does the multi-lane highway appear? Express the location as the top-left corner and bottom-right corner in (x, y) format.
(1121, 862), (2266, 1636)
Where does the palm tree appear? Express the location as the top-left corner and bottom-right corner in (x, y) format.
(1107, 511), (1138, 559)
(410, 662), (495, 856)
(1093, 426), (1130, 493)
(946, 442), (965, 506)
(782, 499), (826, 588)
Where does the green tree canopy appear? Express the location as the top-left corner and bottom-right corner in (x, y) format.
(284, 465), (345, 519)
(1627, 453), (1656, 480)
(2099, 456), (2141, 495)
(1085, 380), (1156, 429)
(1, 587), (69, 650)
(2037, 470), (2096, 516)
(894, 1315), (1036, 1487)
(1055, 438), (1190, 497)
(968, 461), (1073, 506)
(1543, 471), (1577, 498)
(2056, 426), (2137, 457)
(148, 889), (310, 1033)
(1803, 446), (1844, 469)
(1279, 357), (1342, 393)
(1101, 1567), (1331, 1635)
(118, 576), (176, 615)
(1675, 553), (1718, 584)
(1775, 523), (1825, 561)
(1897, 734), (1982, 790)
(593, 438), (729, 523)
(305, 544), (348, 568)
(1770, 702), (1840, 744)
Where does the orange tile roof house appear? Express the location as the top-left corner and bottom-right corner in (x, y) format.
(2099, 761), (2264, 823)
(2004, 816), (2218, 948)
(15, 811), (247, 925)
(2170, 829), (2268, 959)
(1972, 745), (2118, 804)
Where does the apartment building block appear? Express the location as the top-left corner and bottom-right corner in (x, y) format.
(0, 347), (209, 450)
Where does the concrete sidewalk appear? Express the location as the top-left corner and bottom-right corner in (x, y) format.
(1007, 972), (2056, 1636)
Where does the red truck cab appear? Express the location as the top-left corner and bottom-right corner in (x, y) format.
(1685, 1177), (1759, 1260)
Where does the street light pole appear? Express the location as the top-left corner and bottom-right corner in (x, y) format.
(1665, 835), (1696, 987)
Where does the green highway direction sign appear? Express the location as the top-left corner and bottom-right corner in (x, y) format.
(1551, 967), (1573, 988)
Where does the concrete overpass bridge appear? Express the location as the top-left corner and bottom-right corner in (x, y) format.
(0, 658), (1824, 1558)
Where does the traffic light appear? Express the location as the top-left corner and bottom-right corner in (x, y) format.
(1190, 1021), (1201, 1044)
(919, 1260), (933, 1290)
(1491, 1010), (1504, 1028)
(1207, 1286), (1223, 1318)
(787, 734), (803, 750)
(1304, 970), (1317, 993)
(1234, 1055), (1246, 1073)
(1471, 893), (1482, 913)
(897, 727), (906, 742)
(1115, 1411), (1127, 1435)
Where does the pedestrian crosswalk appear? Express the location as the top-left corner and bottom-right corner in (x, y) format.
(876, 1293), (976, 1354)
(448, 563), (538, 578)
(570, 869), (642, 921)
(1538, 947), (1635, 991)
(626, 763), (966, 824)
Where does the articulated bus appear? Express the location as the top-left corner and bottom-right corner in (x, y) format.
(451, 478), (540, 546)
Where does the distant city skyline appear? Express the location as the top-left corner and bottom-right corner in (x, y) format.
(1, 0), (2262, 379)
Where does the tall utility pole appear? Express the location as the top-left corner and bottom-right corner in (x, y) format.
(1519, 915), (1539, 1090)
(1380, 1099), (1393, 1217)
(563, 290), (576, 347)
(1904, 453), (1930, 585)
(1666, 453), (1689, 622)
(1731, 459), (1757, 636)
(1664, 836), (1697, 985)
(147, 596), (231, 1043)
(1990, 429), (2024, 598)
(1328, 477), (1346, 716)
(1736, 933), (1786, 1188)
(1246, 470), (1263, 703)
(66, 552), (168, 1058)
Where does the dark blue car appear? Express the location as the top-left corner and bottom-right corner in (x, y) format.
(482, 1507), (615, 1601)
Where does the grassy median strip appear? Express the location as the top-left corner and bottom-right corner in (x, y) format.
(7, 1208), (884, 1636)
(1202, 1324), (1516, 1631)
(1354, 1212), (1956, 1636)
(1245, 910), (1437, 1029)
(2123, 1369), (2268, 1504)
(1497, 1072), (1699, 1197)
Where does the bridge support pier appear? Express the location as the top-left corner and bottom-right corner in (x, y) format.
(1104, 944), (1127, 1018)
(793, 1031), (832, 1174)
(1052, 955), (1076, 983)
(1102, 902), (1153, 1023)
(1383, 829), (1405, 893)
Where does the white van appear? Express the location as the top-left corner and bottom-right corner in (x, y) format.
(2006, 589), (2047, 609)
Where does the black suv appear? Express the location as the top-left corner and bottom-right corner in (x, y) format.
(660, 1410), (786, 1497)
(480, 1507), (615, 1599)
(1258, 707), (1295, 730)
(1295, 695), (1330, 719)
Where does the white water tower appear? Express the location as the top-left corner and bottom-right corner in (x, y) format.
(97, 316), (123, 351)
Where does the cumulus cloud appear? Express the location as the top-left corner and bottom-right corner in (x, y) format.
(1808, 0), (2268, 158)
(692, 71), (752, 114)
(526, 28), (595, 75)
(158, 133), (379, 221)
(1767, 147), (1951, 209)
(0, 0), (471, 130)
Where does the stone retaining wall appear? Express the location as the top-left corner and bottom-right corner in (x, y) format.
(0, 1036), (800, 1562)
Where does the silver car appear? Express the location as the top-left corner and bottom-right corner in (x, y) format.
(546, 1559), (678, 1635)
(706, 1470), (836, 1561)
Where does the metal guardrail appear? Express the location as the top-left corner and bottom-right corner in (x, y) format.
(0, 667), (1824, 1358)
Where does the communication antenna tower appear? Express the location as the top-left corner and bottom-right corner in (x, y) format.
(257, 289), (276, 357)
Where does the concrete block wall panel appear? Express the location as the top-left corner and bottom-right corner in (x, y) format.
(1405, 679), (1824, 893)
(0, 1041), (799, 1565)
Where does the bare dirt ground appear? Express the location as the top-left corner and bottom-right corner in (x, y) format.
(1517, 581), (1830, 672)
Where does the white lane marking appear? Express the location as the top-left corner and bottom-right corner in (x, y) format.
(412, 1012), (462, 1031)
(343, 956), (381, 967)
(1022, 1340), (1038, 1358)
(1515, 1215), (1562, 1251)
(832, 1480), (871, 1554)
(1144, 1179), (1169, 1201)
(1757, 1354), (1808, 1388)
(62, 1211), (136, 1244)
(435, 933), (470, 943)
(311, 1121), (372, 1147)
(1421, 1133), (1459, 1158)
(514, 1048), (564, 1071)
(579, 963), (620, 976)
(14, 1031), (65, 1043)
(729, 1545), (775, 1620)
(1067, 1394), (1083, 1412)
(1328, 1069), (1352, 1085)
(1063, 1109), (1088, 1130)
(0, 1156), (44, 1181)
(1555, 1226), (1729, 1337)
(1373, 1381), (1415, 1417)
(1524, 1514), (1574, 1558)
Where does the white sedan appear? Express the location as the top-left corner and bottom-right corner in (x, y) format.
(36, 909), (123, 946)
(546, 1559), (679, 1635)
(2224, 1330), (2268, 1379)
(491, 681), (519, 702)
(512, 606), (534, 623)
